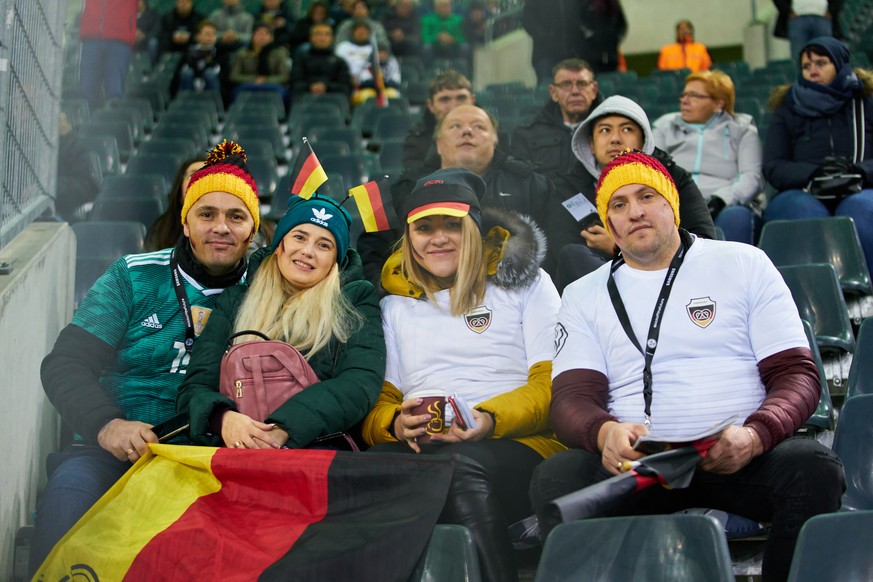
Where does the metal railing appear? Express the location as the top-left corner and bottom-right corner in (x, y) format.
(0, 0), (65, 248)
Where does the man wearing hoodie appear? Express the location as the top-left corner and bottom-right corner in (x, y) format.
(549, 95), (715, 292)
(511, 59), (604, 186)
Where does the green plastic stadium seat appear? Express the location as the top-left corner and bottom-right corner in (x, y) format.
(407, 525), (481, 582)
(786, 511), (873, 581)
(832, 395), (873, 511)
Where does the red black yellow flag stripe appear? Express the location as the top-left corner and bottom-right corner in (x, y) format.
(35, 445), (454, 581)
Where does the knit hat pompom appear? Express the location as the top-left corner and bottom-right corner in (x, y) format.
(181, 139), (260, 234)
(596, 149), (680, 234)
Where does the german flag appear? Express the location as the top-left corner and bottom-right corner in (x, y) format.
(290, 138), (328, 199)
(35, 445), (453, 581)
(349, 177), (398, 232)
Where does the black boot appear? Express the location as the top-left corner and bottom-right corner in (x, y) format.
(442, 454), (519, 582)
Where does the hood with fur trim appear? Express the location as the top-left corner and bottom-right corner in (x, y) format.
(381, 207), (547, 298)
(571, 96), (655, 179)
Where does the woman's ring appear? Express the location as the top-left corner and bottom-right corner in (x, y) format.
(617, 461), (623, 470)
(234, 441), (243, 448)
(126, 448), (135, 455)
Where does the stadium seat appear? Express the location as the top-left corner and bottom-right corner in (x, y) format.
(137, 137), (198, 160)
(352, 103), (410, 137)
(157, 110), (215, 136)
(309, 139), (351, 158)
(406, 525), (481, 582)
(227, 124), (286, 163)
(800, 319), (836, 431)
(126, 154), (187, 190)
(371, 114), (414, 143)
(72, 221), (146, 306)
(234, 90), (286, 121)
(245, 156), (279, 198)
(126, 84), (169, 114)
(80, 121), (134, 162)
(226, 106), (281, 128)
(99, 174), (167, 203)
(309, 127), (364, 152)
(292, 113), (347, 142)
(152, 121), (211, 152)
(237, 138), (276, 165)
(832, 394), (873, 511)
(321, 154), (369, 188)
(79, 133), (121, 176)
(62, 97), (90, 127)
(786, 511), (873, 581)
(535, 515), (734, 582)
(778, 264), (855, 354)
(90, 196), (163, 228)
(92, 107), (144, 146)
(847, 317), (873, 398)
(292, 93), (351, 123)
(759, 217), (873, 296)
(377, 139), (405, 170)
(108, 97), (155, 133)
(172, 90), (224, 123)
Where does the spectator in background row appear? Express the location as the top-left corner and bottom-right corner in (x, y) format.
(288, 1), (334, 55)
(258, 0), (295, 47)
(331, 0), (357, 26)
(79, 0), (137, 109)
(145, 157), (207, 252)
(523, 0), (626, 84)
(382, 0), (422, 58)
(421, 0), (469, 67)
(334, 0), (390, 48)
(134, 0), (161, 66)
(54, 112), (102, 224)
(773, 0), (842, 60)
(402, 70), (475, 171)
(355, 44), (403, 105)
(462, 1), (489, 47)
(653, 70), (763, 244)
(229, 22), (291, 103)
(763, 36), (873, 271)
(657, 19), (712, 73)
(511, 58), (604, 186)
(336, 20), (379, 86)
(160, 0), (203, 55)
(209, 0), (255, 52)
(178, 21), (222, 93)
(290, 22), (352, 100)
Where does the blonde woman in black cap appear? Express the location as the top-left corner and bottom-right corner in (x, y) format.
(361, 168), (564, 582)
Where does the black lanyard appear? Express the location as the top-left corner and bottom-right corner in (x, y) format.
(170, 251), (196, 354)
(606, 230), (693, 428)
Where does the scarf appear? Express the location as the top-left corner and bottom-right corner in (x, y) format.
(789, 36), (862, 117)
(174, 237), (246, 289)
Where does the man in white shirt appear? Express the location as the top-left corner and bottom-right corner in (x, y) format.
(774, 0), (840, 60)
(530, 149), (844, 582)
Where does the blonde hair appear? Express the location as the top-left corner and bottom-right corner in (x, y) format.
(232, 253), (363, 358)
(401, 215), (486, 316)
(685, 70), (735, 115)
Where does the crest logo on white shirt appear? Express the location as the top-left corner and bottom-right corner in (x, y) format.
(687, 297), (716, 328)
(464, 305), (492, 334)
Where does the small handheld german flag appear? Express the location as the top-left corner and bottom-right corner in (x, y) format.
(290, 137), (328, 199)
(348, 176), (398, 232)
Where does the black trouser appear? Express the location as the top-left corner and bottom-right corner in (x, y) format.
(369, 439), (544, 582)
(529, 437), (845, 582)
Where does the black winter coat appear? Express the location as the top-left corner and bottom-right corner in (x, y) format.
(290, 47), (352, 97)
(510, 96), (604, 185)
(763, 87), (873, 191)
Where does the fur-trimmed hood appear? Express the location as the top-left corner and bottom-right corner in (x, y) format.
(381, 207), (547, 298)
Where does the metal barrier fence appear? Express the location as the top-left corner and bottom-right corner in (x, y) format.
(0, 0), (65, 248)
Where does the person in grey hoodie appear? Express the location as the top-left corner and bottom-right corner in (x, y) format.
(653, 70), (764, 244)
(549, 95), (715, 292)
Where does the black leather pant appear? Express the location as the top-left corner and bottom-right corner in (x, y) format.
(369, 439), (544, 582)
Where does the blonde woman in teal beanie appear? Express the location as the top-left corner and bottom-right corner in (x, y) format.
(177, 193), (386, 450)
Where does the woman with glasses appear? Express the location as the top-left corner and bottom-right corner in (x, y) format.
(762, 37), (873, 270)
(653, 70), (763, 243)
